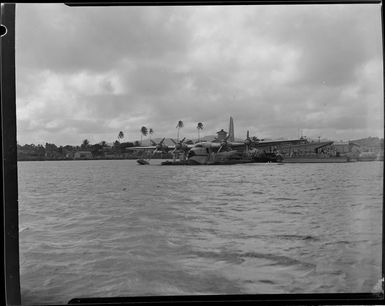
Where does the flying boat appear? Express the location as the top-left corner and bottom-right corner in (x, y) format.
(128, 117), (307, 165)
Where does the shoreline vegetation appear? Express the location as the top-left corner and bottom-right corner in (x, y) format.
(17, 136), (383, 162)
(17, 141), (174, 161)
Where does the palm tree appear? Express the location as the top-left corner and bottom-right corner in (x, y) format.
(118, 131), (124, 141)
(149, 128), (154, 142)
(140, 126), (148, 145)
(81, 139), (90, 150)
(197, 122), (203, 142)
(176, 120), (184, 141)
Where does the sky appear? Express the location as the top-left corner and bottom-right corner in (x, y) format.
(15, 3), (383, 146)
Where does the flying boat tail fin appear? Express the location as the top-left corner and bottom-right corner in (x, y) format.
(228, 116), (234, 142)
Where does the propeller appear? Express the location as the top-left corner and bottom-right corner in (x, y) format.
(150, 138), (168, 154)
(244, 132), (264, 152)
(243, 130), (252, 153)
(170, 137), (187, 154)
(244, 130), (252, 146)
(217, 135), (230, 154)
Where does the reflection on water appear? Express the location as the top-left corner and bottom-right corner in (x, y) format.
(18, 160), (382, 304)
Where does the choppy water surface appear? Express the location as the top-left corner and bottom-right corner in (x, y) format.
(18, 160), (382, 304)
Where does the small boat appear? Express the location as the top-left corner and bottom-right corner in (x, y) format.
(137, 159), (150, 165)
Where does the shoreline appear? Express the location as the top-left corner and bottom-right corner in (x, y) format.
(17, 157), (383, 163)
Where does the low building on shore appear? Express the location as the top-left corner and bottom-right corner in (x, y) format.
(74, 151), (93, 160)
(332, 141), (360, 157)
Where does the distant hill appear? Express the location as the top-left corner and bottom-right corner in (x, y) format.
(351, 137), (383, 148)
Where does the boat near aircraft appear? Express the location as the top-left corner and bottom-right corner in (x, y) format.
(129, 117), (311, 165)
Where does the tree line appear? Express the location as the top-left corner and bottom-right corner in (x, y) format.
(17, 120), (205, 160)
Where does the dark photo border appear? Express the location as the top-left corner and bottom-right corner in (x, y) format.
(1, 1), (384, 305)
(2, 3), (21, 306)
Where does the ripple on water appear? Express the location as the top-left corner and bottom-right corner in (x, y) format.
(271, 197), (298, 201)
(17, 160), (383, 303)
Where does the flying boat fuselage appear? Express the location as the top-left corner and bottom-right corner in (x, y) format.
(133, 117), (301, 165)
(184, 142), (244, 165)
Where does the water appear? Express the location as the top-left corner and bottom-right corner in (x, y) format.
(17, 160), (383, 304)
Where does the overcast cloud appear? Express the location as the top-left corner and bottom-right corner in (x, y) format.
(15, 3), (383, 145)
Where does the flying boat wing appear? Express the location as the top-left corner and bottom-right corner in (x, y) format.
(254, 139), (306, 146)
(226, 141), (246, 148)
(126, 146), (158, 151)
(126, 145), (177, 153)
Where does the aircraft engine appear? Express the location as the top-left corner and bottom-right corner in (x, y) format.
(217, 135), (230, 153)
(170, 138), (188, 154)
(244, 130), (252, 148)
(150, 138), (169, 154)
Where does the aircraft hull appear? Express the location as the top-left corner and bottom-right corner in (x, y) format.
(161, 154), (281, 165)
